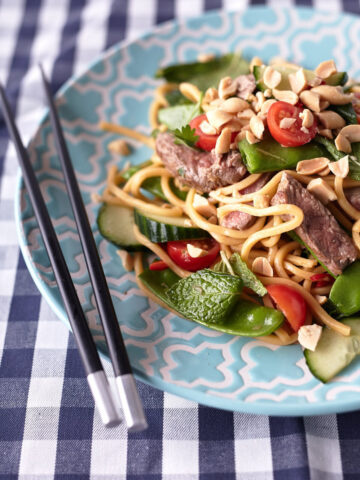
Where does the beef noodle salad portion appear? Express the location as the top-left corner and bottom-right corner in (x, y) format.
(96, 53), (360, 382)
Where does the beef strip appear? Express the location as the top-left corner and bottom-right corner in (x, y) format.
(235, 74), (256, 100)
(346, 187), (360, 211)
(220, 173), (272, 231)
(155, 132), (247, 193)
(271, 172), (357, 275)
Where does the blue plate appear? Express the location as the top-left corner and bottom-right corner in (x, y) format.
(15, 7), (360, 415)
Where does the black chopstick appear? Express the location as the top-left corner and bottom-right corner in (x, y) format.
(0, 83), (121, 428)
(39, 66), (147, 432)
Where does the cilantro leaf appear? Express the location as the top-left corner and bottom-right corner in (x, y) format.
(165, 269), (243, 324)
(172, 124), (199, 148)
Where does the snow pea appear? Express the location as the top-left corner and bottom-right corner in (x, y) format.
(238, 136), (327, 173)
(139, 268), (284, 337)
(155, 53), (249, 91)
(328, 260), (360, 317)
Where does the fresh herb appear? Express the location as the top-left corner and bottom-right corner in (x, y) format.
(165, 89), (192, 106)
(151, 129), (160, 138)
(178, 167), (185, 177)
(121, 161), (152, 181)
(158, 93), (203, 132)
(313, 135), (343, 161)
(158, 104), (198, 130)
(155, 53), (249, 91)
(349, 146), (360, 180)
(314, 136), (360, 181)
(165, 269), (243, 324)
(213, 253), (267, 297)
(173, 124), (199, 148)
(139, 268), (283, 336)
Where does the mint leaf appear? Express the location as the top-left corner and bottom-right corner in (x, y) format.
(165, 269), (243, 324)
(230, 253), (267, 297)
(213, 253), (267, 297)
(173, 124), (199, 147)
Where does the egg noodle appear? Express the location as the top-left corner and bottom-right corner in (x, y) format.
(98, 73), (360, 344)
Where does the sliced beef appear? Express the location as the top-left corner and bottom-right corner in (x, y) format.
(155, 132), (247, 193)
(240, 173), (272, 195)
(346, 187), (360, 211)
(271, 172), (357, 275)
(220, 210), (255, 231)
(220, 173), (272, 231)
(235, 74), (256, 100)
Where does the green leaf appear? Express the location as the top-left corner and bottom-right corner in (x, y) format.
(158, 104), (197, 130)
(121, 161), (153, 181)
(172, 124), (199, 148)
(313, 135), (343, 161)
(165, 269), (243, 324)
(314, 136), (360, 181)
(213, 253), (267, 297)
(330, 104), (357, 125)
(165, 89), (192, 106)
(158, 94), (202, 131)
(349, 145), (360, 180)
(230, 254), (267, 297)
(156, 53), (250, 91)
(139, 267), (283, 336)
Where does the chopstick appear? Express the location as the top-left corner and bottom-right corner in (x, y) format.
(39, 66), (147, 432)
(0, 83), (120, 428)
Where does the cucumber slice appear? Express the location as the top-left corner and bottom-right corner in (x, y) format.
(304, 318), (360, 383)
(134, 209), (209, 242)
(253, 65), (347, 92)
(97, 204), (144, 251)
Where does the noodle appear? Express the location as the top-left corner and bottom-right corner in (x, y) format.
(99, 79), (360, 348)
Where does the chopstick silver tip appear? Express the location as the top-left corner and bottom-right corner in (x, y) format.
(87, 371), (122, 428)
(116, 374), (148, 432)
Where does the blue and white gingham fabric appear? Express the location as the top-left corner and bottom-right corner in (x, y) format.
(1, 0), (360, 478)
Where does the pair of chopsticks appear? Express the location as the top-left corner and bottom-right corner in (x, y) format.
(0, 67), (147, 432)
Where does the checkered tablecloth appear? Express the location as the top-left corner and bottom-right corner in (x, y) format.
(1, 0), (360, 478)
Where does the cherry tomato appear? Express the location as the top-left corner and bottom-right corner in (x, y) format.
(189, 114), (239, 152)
(150, 260), (169, 271)
(267, 101), (317, 147)
(266, 284), (307, 332)
(166, 238), (220, 272)
(310, 272), (334, 288)
(352, 92), (360, 123)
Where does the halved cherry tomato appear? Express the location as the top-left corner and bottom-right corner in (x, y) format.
(352, 92), (360, 123)
(189, 114), (239, 152)
(267, 101), (317, 147)
(150, 260), (169, 271)
(266, 284), (307, 332)
(166, 238), (220, 271)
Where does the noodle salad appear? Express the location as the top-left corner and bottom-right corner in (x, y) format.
(96, 54), (360, 382)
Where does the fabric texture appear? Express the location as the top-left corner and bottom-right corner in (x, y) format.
(0, 0), (360, 478)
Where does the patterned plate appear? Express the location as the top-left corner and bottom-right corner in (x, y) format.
(15, 7), (360, 415)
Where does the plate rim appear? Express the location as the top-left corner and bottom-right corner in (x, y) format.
(14, 5), (360, 416)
